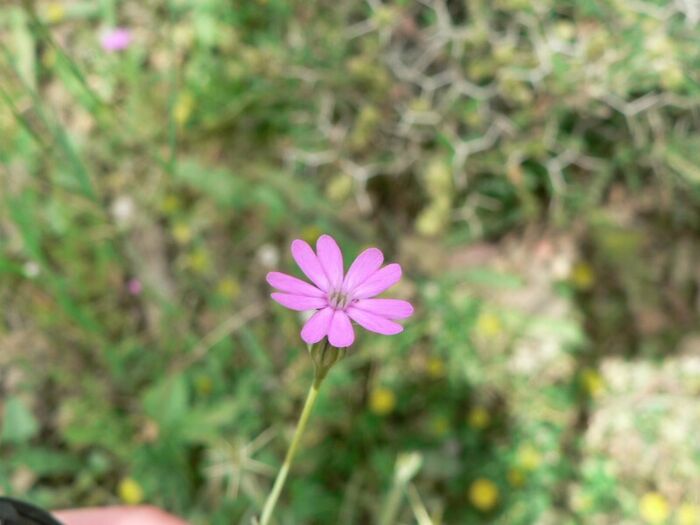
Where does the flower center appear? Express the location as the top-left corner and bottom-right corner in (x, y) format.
(328, 289), (352, 310)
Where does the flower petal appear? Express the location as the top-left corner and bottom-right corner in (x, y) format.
(328, 310), (355, 348)
(316, 234), (344, 289)
(266, 272), (325, 297)
(343, 248), (384, 291)
(351, 263), (402, 299)
(354, 299), (413, 319)
(291, 239), (330, 291)
(301, 307), (334, 344)
(347, 307), (404, 335)
(271, 293), (327, 311)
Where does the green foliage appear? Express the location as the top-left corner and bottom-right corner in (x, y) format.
(1, 397), (39, 445)
(0, 1), (699, 524)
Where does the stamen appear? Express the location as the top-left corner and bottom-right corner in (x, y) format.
(329, 289), (351, 310)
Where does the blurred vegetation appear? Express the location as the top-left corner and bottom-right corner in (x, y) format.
(1, 0), (700, 524)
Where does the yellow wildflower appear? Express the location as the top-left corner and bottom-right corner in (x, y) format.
(174, 92), (195, 126)
(424, 158), (452, 197)
(45, 3), (65, 24)
(475, 312), (503, 338)
(467, 407), (490, 430)
(217, 277), (241, 299)
(369, 387), (396, 416)
(326, 175), (353, 202)
(118, 477), (144, 505)
(581, 368), (605, 398)
(517, 444), (542, 471)
(160, 194), (181, 214)
(678, 503), (700, 525)
(415, 204), (449, 237)
(660, 64), (684, 90)
(570, 262), (595, 291)
(507, 468), (526, 488)
(426, 356), (445, 378)
(640, 492), (670, 524)
(172, 223), (193, 244)
(468, 478), (499, 512)
(187, 248), (210, 273)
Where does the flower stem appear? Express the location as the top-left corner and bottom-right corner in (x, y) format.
(259, 376), (323, 525)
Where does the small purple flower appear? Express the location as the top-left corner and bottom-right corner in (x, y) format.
(127, 278), (142, 296)
(267, 234), (413, 348)
(101, 28), (132, 52)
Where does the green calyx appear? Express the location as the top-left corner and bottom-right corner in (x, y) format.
(309, 341), (346, 386)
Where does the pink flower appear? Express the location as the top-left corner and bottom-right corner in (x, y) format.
(127, 278), (142, 296)
(101, 28), (132, 52)
(267, 234), (413, 348)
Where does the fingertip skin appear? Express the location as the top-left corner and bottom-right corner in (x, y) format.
(53, 506), (189, 525)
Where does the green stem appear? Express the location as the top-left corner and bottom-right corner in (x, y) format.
(259, 376), (323, 525)
(378, 479), (403, 525)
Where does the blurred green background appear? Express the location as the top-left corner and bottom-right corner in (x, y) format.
(1, 1), (700, 524)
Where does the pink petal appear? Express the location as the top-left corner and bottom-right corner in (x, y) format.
(266, 272), (325, 297)
(343, 248), (384, 291)
(354, 299), (413, 319)
(301, 307), (334, 344)
(316, 234), (344, 289)
(291, 239), (330, 291)
(101, 28), (132, 52)
(351, 263), (402, 299)
(271, 293), (327, 311)
(327, 311), (355, 348)
(347, 307), (404, 335)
